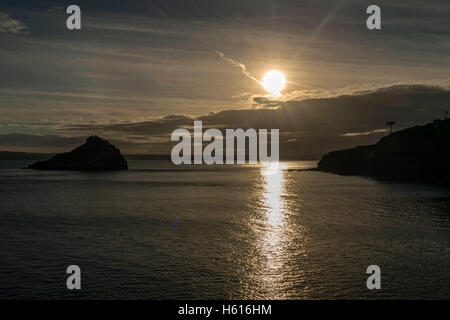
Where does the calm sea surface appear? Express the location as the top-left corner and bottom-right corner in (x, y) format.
(0, 160), (449, 299)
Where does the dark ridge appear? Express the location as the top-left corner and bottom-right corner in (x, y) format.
(317, 119), (450, 184)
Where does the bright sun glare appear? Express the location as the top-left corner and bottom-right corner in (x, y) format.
(262, 70), (286, 96)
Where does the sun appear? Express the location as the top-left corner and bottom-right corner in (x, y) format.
(262, 70), (286, 96)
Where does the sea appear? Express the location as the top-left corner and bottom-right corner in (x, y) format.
(0, 160), (449, 299)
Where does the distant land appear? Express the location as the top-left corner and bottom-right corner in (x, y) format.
(0, 151), (171, 161)
(0, 151), (52, 160)
(0, 151), (321, 161)
(317, 119), (450, 184)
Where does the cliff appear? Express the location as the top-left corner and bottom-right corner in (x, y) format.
(28, 136), (128, 171)
(317, 119), (450, 183)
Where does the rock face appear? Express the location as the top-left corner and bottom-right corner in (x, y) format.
(317, 119), (450, 183)
(28, 136), (128, 171)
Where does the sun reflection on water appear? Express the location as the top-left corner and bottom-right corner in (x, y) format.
(237, 162), (309, 299)
(261, 163), (286, 228)
(258, 162), (289, 298)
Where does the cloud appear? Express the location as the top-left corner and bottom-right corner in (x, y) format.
(252, 96), (284, 108)
(0, 12), (27, 34)
(44, 84), (450, 157)
(251, 81), (450, 107)
(64, 114), (194, 136)
(2, 83), (449, 157)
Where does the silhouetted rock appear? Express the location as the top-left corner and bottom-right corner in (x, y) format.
(28, 136), (128, 171)
(317, 119), (450, 184)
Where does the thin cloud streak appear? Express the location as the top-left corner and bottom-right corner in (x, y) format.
(216, 50), (263, 85)
(216, 51), (319, 92)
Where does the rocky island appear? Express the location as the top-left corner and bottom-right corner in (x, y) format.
(317, 119), (450, 184)
(28, 136), (128, 171)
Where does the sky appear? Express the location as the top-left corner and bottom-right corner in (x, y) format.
(0, 0), (449, 156)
